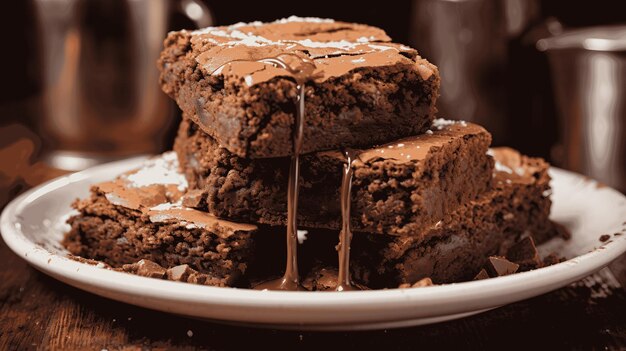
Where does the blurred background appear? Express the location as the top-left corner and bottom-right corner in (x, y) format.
(1, 0), (625, 207)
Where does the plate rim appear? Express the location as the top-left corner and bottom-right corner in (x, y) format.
(2, 157), (626, 328)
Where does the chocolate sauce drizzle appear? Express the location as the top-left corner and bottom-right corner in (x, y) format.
(252, 55), (312, 291)
(214, 54), (363, 291)
(335, 149), (360, 291)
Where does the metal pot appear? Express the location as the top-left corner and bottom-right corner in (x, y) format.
(538, 25), (626, 192)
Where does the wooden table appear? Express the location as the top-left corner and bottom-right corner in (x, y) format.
(2, 131), (626, 350)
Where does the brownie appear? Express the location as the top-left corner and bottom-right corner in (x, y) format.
(158, 16), (440, 158)
(63, 148), (556, 289)
(63, 153), (258, 287)
(348, 147), (555, 287)
(174, 118), (494, 235)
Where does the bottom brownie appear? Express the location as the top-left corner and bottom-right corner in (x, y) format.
(352, 147), (556, 287)
(63, 148), (558, 289)
(63, 152), (259, 287)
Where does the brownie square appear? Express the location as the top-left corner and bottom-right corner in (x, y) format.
(354, 147), (555, 286)
(63, 153), (258, 287)
(158, 17), (440, 159)
(174, 118), (494, 235)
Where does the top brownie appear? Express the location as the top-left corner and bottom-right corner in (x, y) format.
(158, 16), (440, 158)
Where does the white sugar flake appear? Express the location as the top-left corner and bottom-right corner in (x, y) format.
(494, 161), (513, 174)
(124, 152), (188, 191)
(432, 118), (467, 130)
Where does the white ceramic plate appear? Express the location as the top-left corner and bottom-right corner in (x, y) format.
(2, 157), (626, 331)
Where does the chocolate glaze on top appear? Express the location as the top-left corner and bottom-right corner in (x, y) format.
(316, 120), (486, 165)
(355, 119), (482, 164)
(189, 16), (435, 86)
(253, 55), (310, 291)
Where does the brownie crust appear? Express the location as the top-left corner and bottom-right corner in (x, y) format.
(159, 17), (440, 158)
(174, 118), (494, 235)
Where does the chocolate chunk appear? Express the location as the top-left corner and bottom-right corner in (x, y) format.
(473, 269), (490, 280)
(122, 259), (166, 279)
(182, 189), (206, 209)
(485, 256), (519, 277)
(167, 264), (195, 282)
(599, 234), (611, 242)
(164, 264), (211, 285)
(506, 236), (542, 271)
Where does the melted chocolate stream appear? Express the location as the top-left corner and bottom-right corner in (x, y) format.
(252, 55), (312, 291)
(335, 149), (361, 291)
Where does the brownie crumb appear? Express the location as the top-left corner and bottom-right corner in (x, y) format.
(599, 234), (611, 242)
(542, 253), (566, 266)
(67, 254), (111, 268)
(399, 277), (434, 288)
(553, 221), (572, 239)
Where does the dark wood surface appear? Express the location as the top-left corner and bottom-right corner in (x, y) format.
(3, 132), (626, 350)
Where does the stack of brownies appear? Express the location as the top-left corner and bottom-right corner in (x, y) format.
(64, 17), (557, 290)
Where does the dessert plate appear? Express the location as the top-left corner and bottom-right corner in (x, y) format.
(2, 157), (626, 331)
